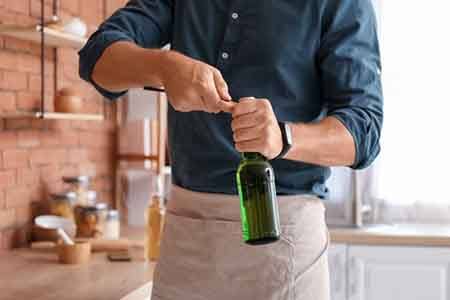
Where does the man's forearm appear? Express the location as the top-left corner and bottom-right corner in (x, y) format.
(285, 117), (356, 167)
(92, 41), (167, 92)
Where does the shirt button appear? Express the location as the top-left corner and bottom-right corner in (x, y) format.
(231, 12), (239, 20)
(221, 52), (229, 60)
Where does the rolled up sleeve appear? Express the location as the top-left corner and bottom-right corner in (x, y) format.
(78, 0), (173, 100)
(318, 0), (383, 169)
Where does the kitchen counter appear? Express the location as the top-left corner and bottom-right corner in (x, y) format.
(330, 223), (450, 247)
(2, 224), (450, 300)
(0, 227), (154, 300)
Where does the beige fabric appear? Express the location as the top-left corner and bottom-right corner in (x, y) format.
(151, 185), (330, 300)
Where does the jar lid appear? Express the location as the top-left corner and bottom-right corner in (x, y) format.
(107, 210), (119, 219)
(51, 192), (77, 202)
(62, 176), (90, 184)
(95, 202), (109, 211)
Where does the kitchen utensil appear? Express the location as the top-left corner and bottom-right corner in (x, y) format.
(58, 241), (91, 264)
(35, 215), (75, 245)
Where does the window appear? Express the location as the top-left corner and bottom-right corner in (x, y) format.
(377, 1), (450, 206)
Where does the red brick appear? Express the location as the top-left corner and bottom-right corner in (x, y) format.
(80, 0), (103, 25)
(0, 51), (19, 71)
(0, 91), (16, 112)
(68, 148), (88, 163)
(0, 170), (15, 189)
(16, 168), (39, 185)
(4, 0), (29, 14)
(1, 228), (15, 249)
(5, 118), (32, 130)
(0, 191), (5, 209)
(29, 184), (44, 202)
(3, 37), (31, 53)
(0, 131), (17, 149)
(40, 164), (60, 184)
(48, 120), (71, 131)
(58, 131), (79, 146)
(80, 132), (101, 147)
(0, 209), (15, 230)
(61, 0), (79, 15)
(40, 131), (60, 146)
(30, 148), (67, 166)
(17, 130), (40, 148)
(2, 71), (27, 91)
(16, 91), (40, 110)
(17, 54), (40, 74)
(60, 164), (78, 177)
(30, 1), (52, 19)
(29, 74), (54, 92)
(5, 186), (31, 208)
(15, 205), (31, 227)
(3, 149), (29, 169)
(77, 163), (97, 177)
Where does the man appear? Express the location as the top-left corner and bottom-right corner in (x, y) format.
(79, 0), (382, 299)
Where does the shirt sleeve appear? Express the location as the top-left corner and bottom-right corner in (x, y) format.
(78, 0), (173, 100)
(318, 0), (383, 170)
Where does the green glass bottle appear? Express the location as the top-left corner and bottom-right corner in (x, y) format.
(236, 152), (281, 245)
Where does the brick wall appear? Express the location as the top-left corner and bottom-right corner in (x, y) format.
(0, 0), (128, 251)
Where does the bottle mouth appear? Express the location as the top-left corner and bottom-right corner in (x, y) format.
(242, 152), (265, 160)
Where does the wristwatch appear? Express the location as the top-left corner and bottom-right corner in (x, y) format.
(274, 122), (293, 160)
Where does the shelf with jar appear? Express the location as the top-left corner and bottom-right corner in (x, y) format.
(0, 0), (104, 122)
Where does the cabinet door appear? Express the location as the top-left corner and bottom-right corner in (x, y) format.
(329, 244), (347, 300)
(348, 245), (450, 300)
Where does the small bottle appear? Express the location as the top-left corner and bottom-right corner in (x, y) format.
(236, 152), (281, 245)
(104, 210), (120, 240)
(145, 176), (165, 261)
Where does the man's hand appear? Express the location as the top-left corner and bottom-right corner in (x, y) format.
(231, 97), (282, 159)
(161, 51), (234, 113)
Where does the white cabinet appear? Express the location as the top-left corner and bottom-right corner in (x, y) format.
(347, 245), (450, 300)
(328, 244), (347, 300)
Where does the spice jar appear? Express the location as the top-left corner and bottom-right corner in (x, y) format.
(63, 176), (90, 206)
(104, 210), (120, 240)
(49, 192), (76, 221)
(74, 203), (108, 238)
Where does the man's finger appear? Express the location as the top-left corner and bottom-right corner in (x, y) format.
(233, 125), (264, 142)
(213, 70), (232, 101)
(232, 97), (258, 117)
(217, 100), (236, 113)
(201, 79), (223, 113)
(231, 111), (263, 131)
(235, 138), (264, 153)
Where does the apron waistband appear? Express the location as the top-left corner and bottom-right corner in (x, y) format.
(167, 185), (326, 226)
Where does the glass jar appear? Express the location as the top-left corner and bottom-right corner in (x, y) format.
(74, 203), (108, 238)
(104, 210), (120, 240)
(63, 176), (90, 206)
(49, 192), (77, 221)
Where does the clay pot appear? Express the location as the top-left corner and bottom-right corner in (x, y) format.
(54, 87), (83, 113)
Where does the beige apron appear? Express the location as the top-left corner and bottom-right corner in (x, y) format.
(151, 185), (330, 300)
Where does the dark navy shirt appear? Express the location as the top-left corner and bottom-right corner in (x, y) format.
(79, 0), (383, 197)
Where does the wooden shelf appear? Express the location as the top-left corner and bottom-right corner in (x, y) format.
(0, 111), (104, 121)
(117, 154), (159, 162)
(0, 24), (87, 49)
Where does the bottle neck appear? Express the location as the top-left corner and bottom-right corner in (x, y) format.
(241, 152), (266, 161)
